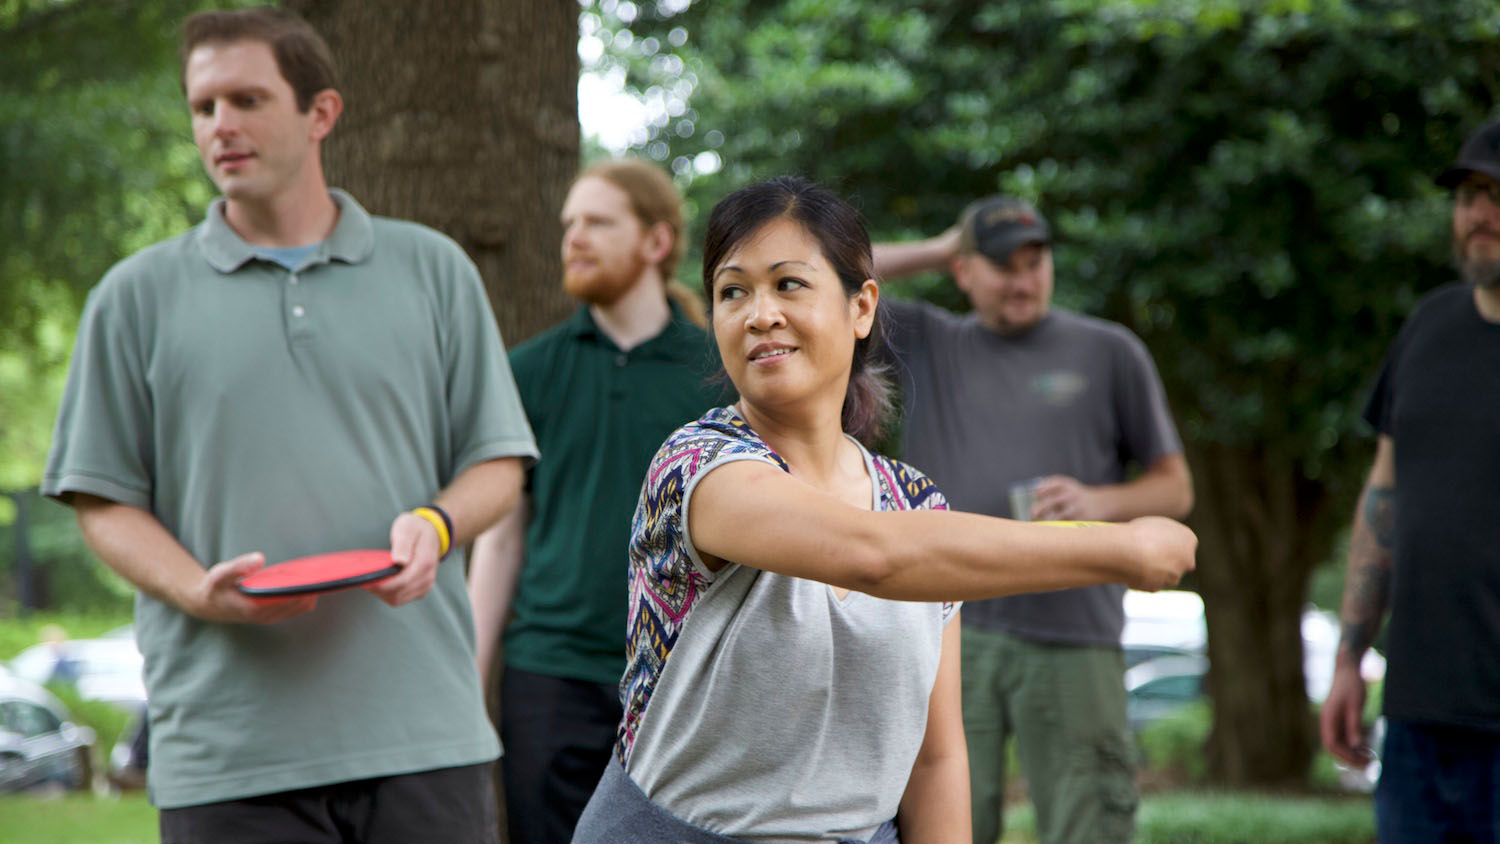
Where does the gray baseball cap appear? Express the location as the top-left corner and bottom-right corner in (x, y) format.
(957, 196), (1051, 265)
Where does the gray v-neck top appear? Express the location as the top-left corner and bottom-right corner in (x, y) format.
(620, 408), (958, 843)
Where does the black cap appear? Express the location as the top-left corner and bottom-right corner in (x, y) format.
(1436, 119), (1500, 188)
(958, 196), (1050, 265)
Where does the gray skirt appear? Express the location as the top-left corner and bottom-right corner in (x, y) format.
(572, 760), (900, 844)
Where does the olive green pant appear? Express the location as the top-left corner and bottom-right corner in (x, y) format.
(961, 626), (1137, 844)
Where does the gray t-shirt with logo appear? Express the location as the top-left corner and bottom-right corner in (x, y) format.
(885, 300), (1182, 646)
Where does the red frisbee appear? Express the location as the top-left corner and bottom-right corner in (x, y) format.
(236, 549), (402, 597)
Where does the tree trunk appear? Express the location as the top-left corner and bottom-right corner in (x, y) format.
(1187, 441), (1345, 786)
(288, 0), (577, 344)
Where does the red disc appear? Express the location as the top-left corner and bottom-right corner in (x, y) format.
(236, 549), (402, 596)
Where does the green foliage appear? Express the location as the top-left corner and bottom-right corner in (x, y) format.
(45, 681), (133, 767)
(1, 491), (133, 613)
(598, 0), (1495, 783)
(0, 609), (134, 661)
(0, 792), (155, 844)
(1143, 693), (1387, 794)
(604, 0), (1499, 476)
(0, 0), (220, 492)
(0, 309), (73, 501)
(1139, 700), (1213, 782)
(1306, 530), (1352, 612)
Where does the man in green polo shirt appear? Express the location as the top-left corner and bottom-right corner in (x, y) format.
(468, 158), (722, 844)
(43, 9), (535, 842)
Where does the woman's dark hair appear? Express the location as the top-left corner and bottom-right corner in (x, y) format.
(701, 176), (892, 446)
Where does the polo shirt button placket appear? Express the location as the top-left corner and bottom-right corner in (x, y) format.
(615, 353), (627, 367)
(287, 271), (312, 342)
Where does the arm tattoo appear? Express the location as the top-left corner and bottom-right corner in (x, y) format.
(1339, 484), (1395, 659)
(1362, 485), (1396, 550)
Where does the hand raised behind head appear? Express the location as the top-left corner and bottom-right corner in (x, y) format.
(1125, 516), (1197, 592)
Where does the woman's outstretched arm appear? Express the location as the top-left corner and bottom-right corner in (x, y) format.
(687, 460), (1195, 601)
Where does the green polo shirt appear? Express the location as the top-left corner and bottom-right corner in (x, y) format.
(43, 190), (537, 808)
(503, 304), (723, 685)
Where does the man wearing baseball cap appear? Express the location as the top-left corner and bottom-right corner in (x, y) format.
(1321, 118), (1500, 842)
(875, 197), (1193, 844)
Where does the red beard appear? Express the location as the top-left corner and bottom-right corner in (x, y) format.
(563, 253), (649, 305)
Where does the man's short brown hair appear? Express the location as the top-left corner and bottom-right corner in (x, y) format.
(181, 7), (337, 113)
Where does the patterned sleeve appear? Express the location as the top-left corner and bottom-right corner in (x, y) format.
(618, 412), (786, 762)
(631, 413), (787, 584)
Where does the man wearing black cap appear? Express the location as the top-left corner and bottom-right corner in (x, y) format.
(875, 198), (1192, 844)
(1321, 119), (1500, 842)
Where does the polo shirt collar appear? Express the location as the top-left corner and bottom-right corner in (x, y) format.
(566, 299), (702, 355)
(564, 304), (602, 340)
(197, 188), (375, 273)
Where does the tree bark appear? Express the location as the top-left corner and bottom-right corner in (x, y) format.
(1187, 441), (1347, 786)
(288, 0), (577, 344)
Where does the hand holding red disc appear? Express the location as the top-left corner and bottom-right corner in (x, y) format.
(236, 549), (402, 598)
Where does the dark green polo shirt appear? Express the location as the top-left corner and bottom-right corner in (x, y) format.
(504, 304), (724, 684)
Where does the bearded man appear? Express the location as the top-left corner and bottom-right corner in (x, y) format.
(467, 159), (722, 844)
(1321, 118), (1500, 842)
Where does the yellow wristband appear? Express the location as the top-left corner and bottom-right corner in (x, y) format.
(411, 507), (451, 555)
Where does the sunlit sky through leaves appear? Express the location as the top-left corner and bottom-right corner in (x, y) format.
(577, 1), (721, 175)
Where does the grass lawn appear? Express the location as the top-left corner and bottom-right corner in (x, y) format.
(0, 791), (156, 844)
(0, 787), (1374, 844)
(999, 790), (1375, 844)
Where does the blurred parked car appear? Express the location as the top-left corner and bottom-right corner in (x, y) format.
(1122, 589), (1207, 668)
(8, 627), (146, 710)
(1122, 590), (1386, 790)
(1122, 591), (1385, 706)
(0, 674), (96, 792)
(1124, 651), (1207, 734)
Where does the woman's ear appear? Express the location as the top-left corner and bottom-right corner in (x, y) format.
(851, 278), (879, 339)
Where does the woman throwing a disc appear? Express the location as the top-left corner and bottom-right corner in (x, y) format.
(571, 177), (1195, 844)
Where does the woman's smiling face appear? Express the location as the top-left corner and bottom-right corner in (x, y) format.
(710, 217), (876, 416)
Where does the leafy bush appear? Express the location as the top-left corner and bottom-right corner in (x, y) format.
(0, 610), (133, 661)
(45, 682), (133, 764)
(1, 490), (133, 614)
(1138, 701), (1212, 784)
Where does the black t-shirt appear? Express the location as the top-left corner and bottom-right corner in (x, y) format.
(1364, 284), (1500, 730)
